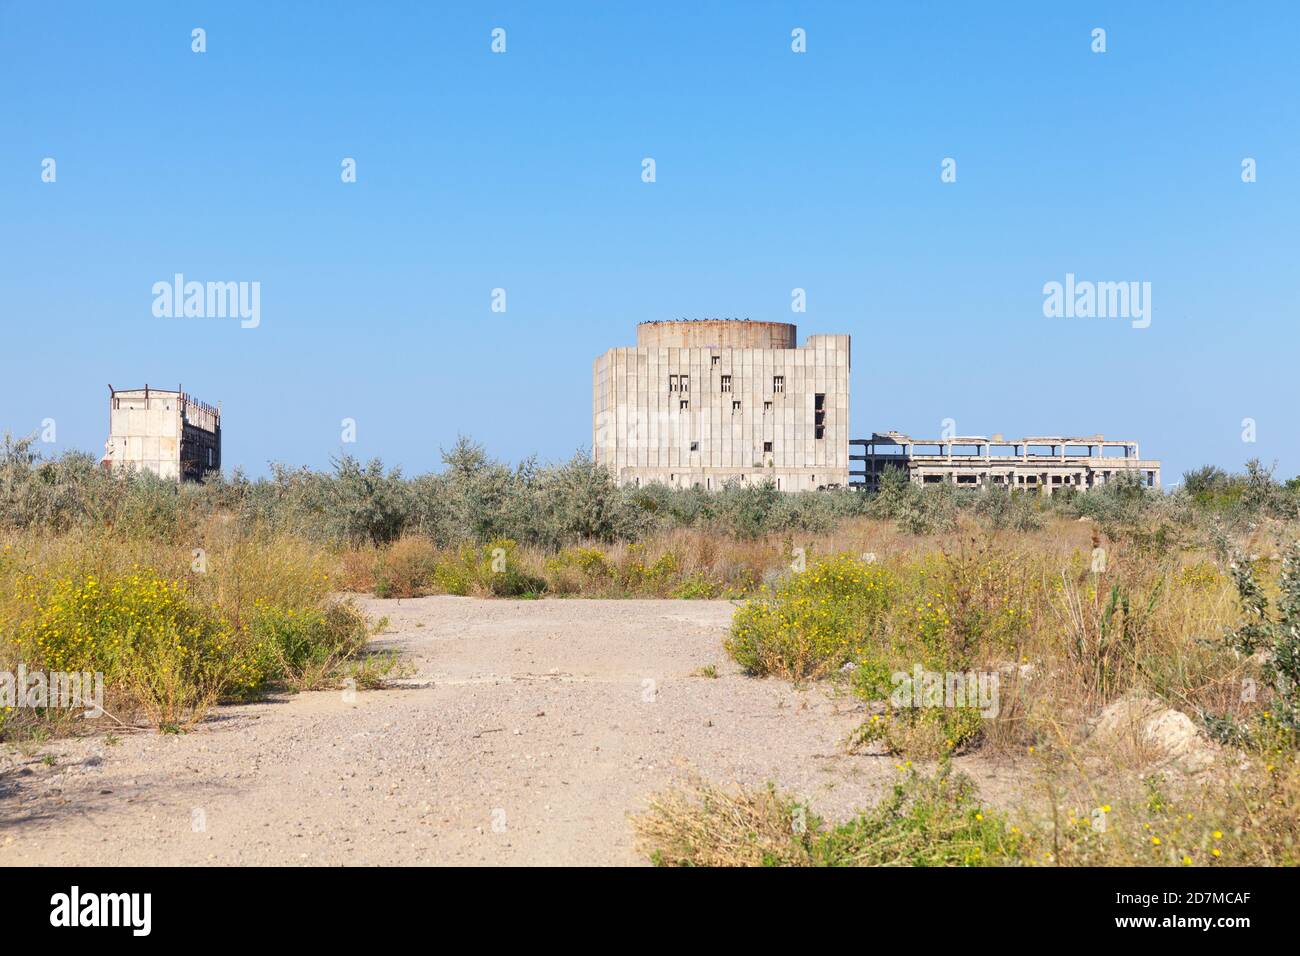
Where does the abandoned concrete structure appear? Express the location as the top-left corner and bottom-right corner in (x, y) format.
(592, 321), (1162, 494)
(851, 432), (1161, 492)
(593, 319), (850, 490)
(102, 385), (221, 482)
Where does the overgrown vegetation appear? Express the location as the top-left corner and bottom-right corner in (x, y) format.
(0, 516), (385, 738)
(14, 434), (1293, 554)
(637, 755), (1300, 867)
(636, 763), (1026, 867)
(5, 432), (1300, 866)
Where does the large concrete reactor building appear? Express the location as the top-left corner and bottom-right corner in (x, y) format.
(102, 385), (221, 482)
(593, 319), (850, 491)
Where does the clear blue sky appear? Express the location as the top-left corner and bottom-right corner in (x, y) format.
(3, 2), (1297, 483)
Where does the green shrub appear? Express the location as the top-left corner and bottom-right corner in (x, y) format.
(430, 544), (479, 595)
(8, 565), (374, 731)
(1222, 542), (1300, 740)
(853, 701), (986, 757)
(249, 600), (369, 689)
(487, 565), (547, 597)
(543, 545), (613, 594)
(815, 764), (1023, 866)
(636, 764), (1025, 867)
(974, 488), (1042, 531)
(726, 554), (895, 679)
(617, 546), (680, 595)
(15, 570), (263, 729)
(425, 538), (547, 597)
(671, 574), (721, 599)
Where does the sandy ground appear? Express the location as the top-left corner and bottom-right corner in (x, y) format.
(0, 596), (1020, 866)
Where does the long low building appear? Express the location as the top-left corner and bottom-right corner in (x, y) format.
(850, 432), (1160, 493)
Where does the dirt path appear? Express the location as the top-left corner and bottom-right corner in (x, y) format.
(0, 596), (1019, 866)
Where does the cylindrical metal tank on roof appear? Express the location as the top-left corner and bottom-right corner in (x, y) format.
(636, 319), (797, 350)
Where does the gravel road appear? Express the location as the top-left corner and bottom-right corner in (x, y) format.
(0, 596), (1014, 866)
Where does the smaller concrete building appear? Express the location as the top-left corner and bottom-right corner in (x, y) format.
(851, 432), (1159, 493)
(102, 385), (221, 482)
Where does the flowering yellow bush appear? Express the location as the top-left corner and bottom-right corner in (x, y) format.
(15, 569), (266, 729)
(248, 599), (368, 689)
(18, 571), (230, 672)
(544, 545), (613, 594)
(1176, 560), (1221, 592)
(727, 554), (896, 679)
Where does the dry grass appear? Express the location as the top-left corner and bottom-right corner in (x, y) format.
(631, 506), (1300, 867)
(634, 780), (817, 867)
(635, 764), (1028, 867)
(0, 519), (373, 735)
(635, 754), (1300, 867)
(317, 515), (1103, 602)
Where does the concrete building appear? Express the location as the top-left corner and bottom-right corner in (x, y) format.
(102, 385), (221, 482)
(593, 319), (850, 490)
(851, 432), (1160, 493)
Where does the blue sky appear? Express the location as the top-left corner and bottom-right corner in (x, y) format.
(2, 1), (1297, 483)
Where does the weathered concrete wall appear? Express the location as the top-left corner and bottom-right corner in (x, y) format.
(594, 324), (850, 491)
(636, 319), (797, 350)
(106, 389), (182, 480)
(104, 388), (220, 482)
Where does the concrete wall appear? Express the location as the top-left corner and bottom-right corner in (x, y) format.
(106, 389), (182, 480)
(594, 323), (850, 491)
(636, 319), (797, 350)
(105, 388), (221, 482)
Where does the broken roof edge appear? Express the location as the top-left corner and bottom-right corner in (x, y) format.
(864, 432), (1136, 446)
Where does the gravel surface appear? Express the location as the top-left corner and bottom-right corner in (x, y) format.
(0, 596), (1016, 866)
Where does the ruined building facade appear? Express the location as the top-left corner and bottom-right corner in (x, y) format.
(102, 385), (221, 482)
(852, 432), (1161, 492)
(593, 320), (850, 491)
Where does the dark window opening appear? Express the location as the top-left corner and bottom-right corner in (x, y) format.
(763, 441), (772, 453)
(814, 393), (826, 439)
(720, 375), (732, 393)
(773, 375), (784, 393)
(689, 441), (699, 452)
